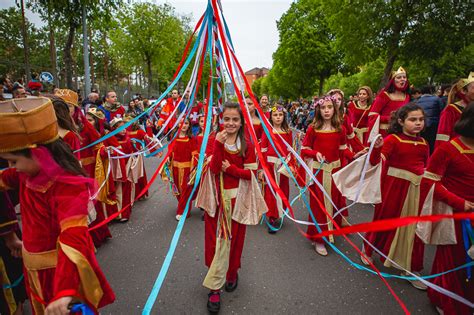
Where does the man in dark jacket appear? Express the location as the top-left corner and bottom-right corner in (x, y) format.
(416, 85), (444, 153)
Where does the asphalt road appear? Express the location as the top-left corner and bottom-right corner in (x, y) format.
(96, 157), (438, 315)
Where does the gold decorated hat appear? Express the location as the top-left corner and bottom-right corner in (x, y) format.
(87, 107), (105, 120)
(0, 97), (59, 153)
(391, 66), (407, 79)
(123, 114), (135, 122)
(110, 117), (123, 128)
(456, 72), (474, 90)
(55, 89), (79, 107)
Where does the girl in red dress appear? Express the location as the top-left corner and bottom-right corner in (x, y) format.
(51, 97), (81, 160)
(419, 102), (474, 315)
(0, 97), (115, 314)
(162, 118), (198, 220)
(203, 102), (261, 313)
(301, 95), (361, 256)
(110, 117), (135, 222)
(244, 96), (263, 141)
(435, 72), (473, 148)
(259, 105), (293, 233)
(368, 67), (411, 138)
(362, 103), (429, 290)
(347, 86), (373, 145)
(125, 117), (150, 199)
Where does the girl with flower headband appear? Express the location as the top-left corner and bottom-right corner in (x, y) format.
(347, 86), (374, 145)
(110, 117), (135, 222)
(162, 117), (198, 221)
(362, 103), (429, 291)
(368, 67), (411, 138)
(301, 95), (365, 256)
(0, 97), (115, 314)
(259, 104), (293, 233)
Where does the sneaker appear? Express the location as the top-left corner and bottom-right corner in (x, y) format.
(175, 214), (182, 221)
(360, 252), (373, 266)
(207, 291), (220, 314)
(225, 274), (238, 292)
(403, 272), (428, 291)
(119, 217), (129, 223)
(314, 243), (328, 256)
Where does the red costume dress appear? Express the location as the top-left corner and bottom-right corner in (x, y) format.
(205, 139), (257, 283)
(261, 130), (293, 221)
(0, 167), (115, 314)
(301, 126), (353, 243)
(342, 114), (365, 165)
(347, 101), (371, 145)
(244, 120), (263, 143)
(78, 121), (102, 178)
(368, 92), (410, 138)
(420, 138), (474, 315)
(115, 133), (135, 220)
(435, 103), (465, 149)
(128, 129), (149, 198)
(364, 133), (429, 271)
(61, 131), (81, 160)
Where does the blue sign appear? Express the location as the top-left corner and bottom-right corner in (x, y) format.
(40, 72), (54, 83)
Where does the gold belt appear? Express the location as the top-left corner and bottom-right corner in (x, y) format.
(80, 156), (96, 166)
(311, 159), (341, 172)
(172, 161), (192, 168)
(22, 247), (57, 271)
(387, 167), (421, 185)
(223, 188), (238, 200)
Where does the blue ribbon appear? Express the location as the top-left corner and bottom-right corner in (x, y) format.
(70, 303), (95, 315)
(2, 274), (23, 289)
(462, 219), (473, 280)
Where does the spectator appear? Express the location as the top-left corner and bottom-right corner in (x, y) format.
(411, 88), (422, 101)
(98, 90), (125, 122)
(415, 85), (444, 153)
(438, 84), (451, 109)
(82, 92), (100, 113)
(26, 72), (43, 93)
(12, 83), (27, 99)
(1, 76), (13, 93)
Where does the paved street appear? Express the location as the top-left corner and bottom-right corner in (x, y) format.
(97, 157), (438, 314)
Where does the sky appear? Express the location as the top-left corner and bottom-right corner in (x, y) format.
(1, 0), (293, 72)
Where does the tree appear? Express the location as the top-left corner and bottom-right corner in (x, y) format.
(322, 0), (473, 87)
(109, 3), (189, 97)
(268, 0), (340, 99)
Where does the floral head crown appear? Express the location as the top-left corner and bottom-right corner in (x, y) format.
(270, 105), (286, 113)
(315, 95), (337, 106)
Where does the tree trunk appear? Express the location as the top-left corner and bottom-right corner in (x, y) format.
(379, 20), (403, 88)
(318, 75), (325, 96)
(20, 0), (31, 82)
(64, 20), (77, 89)
(146, 57), (152, 98)
(47, 2), (58, 88)
(103, 33), (109, 92)
(88, 27), (95, 86)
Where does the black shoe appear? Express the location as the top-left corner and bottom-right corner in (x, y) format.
(224, 274), (238, 292)
(267, 224), (277, 234)
(207, 291), (220, 314)
(267, 218), (277, 234)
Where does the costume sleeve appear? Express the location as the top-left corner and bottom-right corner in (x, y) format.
(435, 106), (458, 148)
(52, 182), (115, 308)
(301, 126), (318, 158)
(370, 135), (395, 165)
(420, 144), (465, 211)
(260, 133), (269, 161)
(225, 144), (256, 180)
(210, 139), (224, 175)
(0, 168), (20, 191)
(345, 118), (365, 152)
(368, 92), (388, 132)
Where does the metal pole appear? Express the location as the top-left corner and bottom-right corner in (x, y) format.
(82, 5), (91, 97)
(20, 0), (31, 82)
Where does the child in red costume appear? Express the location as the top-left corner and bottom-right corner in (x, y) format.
(301, 95), (362, 256)
(362, 103), (429, 290)
(347, 86), (373, 145)
(419, 103), (474, 315)
(259, 105), (293, 233)
(0, 97), (115, 315)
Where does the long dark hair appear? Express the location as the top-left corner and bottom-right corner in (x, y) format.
(311, 97), (342, 131)
(178, 117), (193, 138)
(454, 101), (474, 138)
(388, 103), (424, 135)
(223, 102), (247, 157)
(50, 96), (80, 137)
(269, 104), (289, 132)
(11, 139), (86, 176)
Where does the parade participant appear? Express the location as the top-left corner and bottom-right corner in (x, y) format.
(0, 159), (26, 315)
(98, 91), (125, 122)
(259, 104), (293, 233)
(244, 96), (263, 141)
(418, 102), (474, 315)
(55, 88), (101, 178)
(162, 118), (198, 220)
(51, 96), (81, 159)
(347, 86), (373, 145)
(202, 102), (263, 313)
(368, 67), (411, 138)
(0, 97), (115, 314)
(260, 94), (270, 113)
(110, 117), (135, 222)
(189, 100), (203, 135)
(435, 72), (473, 148)
(85, 108), (116, 246)
(157, 89), (181, 134)
(125, 115), (149, 199)
(328, 89), (366, 155)
(362, 103), (429, 290)
(301, 95), (361, 256)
